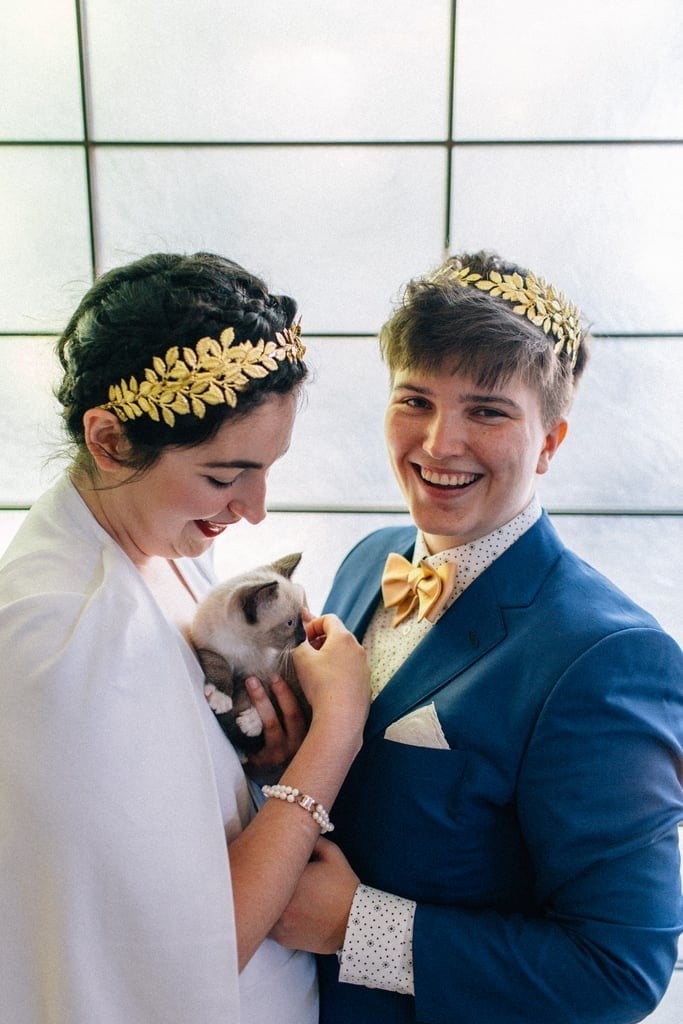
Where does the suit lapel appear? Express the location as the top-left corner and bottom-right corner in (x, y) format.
(367, 570), (505, 740)
(362, 514), (565, 741)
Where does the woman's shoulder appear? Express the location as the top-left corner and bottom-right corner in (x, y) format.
(1, 477), (116, 599)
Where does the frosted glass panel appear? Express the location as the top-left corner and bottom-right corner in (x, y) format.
(0, 0), (82, 139)
(0, 338), (65, 504)
(266, 337), (402, 508)
(450, 145), (683, 333)
(7, 334), (678, 513)
(1, 506), (679, 643)
(84, 0), (450, 141)
(212, 511), (412, 616)
(554, 516), (682, 646)
(210, 512), (682, 645)
(0, 513), (27, 552)
(454, 0), (683, 139)
(539, 338), (683, 512)
(92, 146), (446, 333)
(270, 336), (682, 513)
(0, 148), (92, 332)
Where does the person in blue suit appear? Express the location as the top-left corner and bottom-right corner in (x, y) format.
(272, 251), (683, 1023)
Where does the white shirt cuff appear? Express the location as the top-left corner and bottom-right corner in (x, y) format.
(338, 884), (415, 995)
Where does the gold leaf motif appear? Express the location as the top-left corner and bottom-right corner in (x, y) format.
(203, 382), (225, 403)
(435, 261), (583, 367)
(190, 396), (206, 418)
(172, 395), (190, 415)
(101, 321), (305, 424)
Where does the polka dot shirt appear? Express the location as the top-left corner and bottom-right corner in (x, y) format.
(364, 496), (542, 698)
(338, 497), (542, 995)
(338, 885), (415, 995)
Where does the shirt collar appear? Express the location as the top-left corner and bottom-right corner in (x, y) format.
(413, 495), (542, 604)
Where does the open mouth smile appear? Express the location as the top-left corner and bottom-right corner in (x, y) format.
(195, 519), (229, 538)
(418, 466), (482, 490)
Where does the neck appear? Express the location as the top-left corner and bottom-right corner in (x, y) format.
(70, 468), (153, 569)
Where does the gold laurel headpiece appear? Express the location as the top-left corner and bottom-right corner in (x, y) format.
(101, 323), (306, 426)
(432, 262), (583, 368)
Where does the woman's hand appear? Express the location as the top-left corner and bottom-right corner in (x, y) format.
(243, 675), (308, 778)
(292, 614), (370, 738)
(270, 838), (359, 954)
(244, 614), (370, 780)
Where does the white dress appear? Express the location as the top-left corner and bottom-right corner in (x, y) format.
(0, 474), (317, 1024)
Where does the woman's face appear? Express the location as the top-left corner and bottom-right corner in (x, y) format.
(95, 393), (297, 564)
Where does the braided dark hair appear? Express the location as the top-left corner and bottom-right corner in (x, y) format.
(56, 252), (306, 471)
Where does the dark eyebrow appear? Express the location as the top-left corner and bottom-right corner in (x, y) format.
(200, 459), (263, 470)
(393, 381), (522, 412)
(392, 382), (434, 396)
(461, 392), (522, 411)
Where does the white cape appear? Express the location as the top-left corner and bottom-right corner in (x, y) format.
(0, 475), (316, 1024)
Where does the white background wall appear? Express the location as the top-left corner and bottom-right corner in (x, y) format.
(1, 2), (682, 1017)
(1, 0), (681, 641)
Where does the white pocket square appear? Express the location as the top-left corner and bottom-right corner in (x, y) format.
(384, 701), (450, 750)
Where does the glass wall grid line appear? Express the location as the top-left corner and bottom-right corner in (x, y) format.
(3, 139), (681, 148)
(74, 0), (96, 278)
(1, 505), (681, 516)
(443, 0), (458, 253)
(2, 332), (680, 340)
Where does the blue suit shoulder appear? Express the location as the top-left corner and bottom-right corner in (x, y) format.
(326, 514), (678, 652)
(323, 525), (414, 621)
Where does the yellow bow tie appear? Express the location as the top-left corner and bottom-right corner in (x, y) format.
(381, 552), (457, 628)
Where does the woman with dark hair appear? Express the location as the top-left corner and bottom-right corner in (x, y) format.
(274, 251), (683, 1024)
(0, 252), (369, 1024)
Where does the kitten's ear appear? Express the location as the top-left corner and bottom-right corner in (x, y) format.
(243, 581), (279, 624)
(272, 552), (302, 579)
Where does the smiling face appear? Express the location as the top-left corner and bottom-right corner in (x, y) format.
(80, 393), (297, 565)
(385, 366), (567, 553)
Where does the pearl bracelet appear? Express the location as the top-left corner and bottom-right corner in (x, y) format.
(261, 784), (334, 834)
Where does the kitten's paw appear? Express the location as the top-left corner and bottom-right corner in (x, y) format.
(236, 706), (264, 737)
(204, 683), (233, 715)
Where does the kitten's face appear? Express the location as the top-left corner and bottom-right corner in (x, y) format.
(244, 582), (307, 650)
(191, 552), (307, 661)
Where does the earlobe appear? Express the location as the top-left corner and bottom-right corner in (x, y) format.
(82, 408), (128, 471)
(537, 419), (568, 475)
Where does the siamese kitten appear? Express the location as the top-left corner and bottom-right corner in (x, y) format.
(191, 552), (309, 754)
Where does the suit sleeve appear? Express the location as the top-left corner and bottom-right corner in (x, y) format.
(412, 627), (683, 1024)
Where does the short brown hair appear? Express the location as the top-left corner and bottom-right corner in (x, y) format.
(380, 251), (591, 427)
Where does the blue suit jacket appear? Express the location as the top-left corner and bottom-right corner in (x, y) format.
(319, 514), (683, 1024)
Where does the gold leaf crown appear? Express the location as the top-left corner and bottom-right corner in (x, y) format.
(432, 262), (583, 367)
(101, 323), (306, 426)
